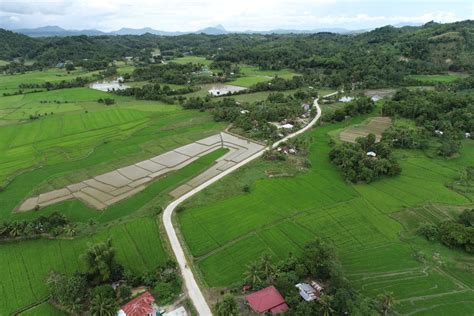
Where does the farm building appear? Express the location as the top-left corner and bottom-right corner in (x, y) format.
(118, 291), (159, 316)
(245, 286), (289, 314)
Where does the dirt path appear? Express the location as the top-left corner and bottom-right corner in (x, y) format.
(163, 92), (333, 315)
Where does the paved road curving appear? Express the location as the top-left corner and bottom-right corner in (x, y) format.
(163, 92), (335, 315)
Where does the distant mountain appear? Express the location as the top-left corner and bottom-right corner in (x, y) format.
(197, 24), (227, 35)
(12, 23), (422, 37)
(14, 25), (106, 37)
(12, 24), (360, 37)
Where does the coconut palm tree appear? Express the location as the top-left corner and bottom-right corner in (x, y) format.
(259, 253), (275, 282)
(244, 261), (263, 287)
(82, 238), (116, 282)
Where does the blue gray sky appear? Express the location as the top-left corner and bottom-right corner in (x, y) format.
(1, 0), (473, 31)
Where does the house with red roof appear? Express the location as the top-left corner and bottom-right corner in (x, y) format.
(245, 286), (289, 314)
(117, 291), (158, 316)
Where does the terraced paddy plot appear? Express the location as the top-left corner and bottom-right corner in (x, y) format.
(339, 116), (392, 143)
(178, 118), (474, 314)
(17, 132), (264, 211)
(0, 217), (168, 315)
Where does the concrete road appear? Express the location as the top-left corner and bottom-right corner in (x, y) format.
(162, 93), (333, 315)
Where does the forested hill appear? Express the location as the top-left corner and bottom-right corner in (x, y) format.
(1, 20), (473, 88)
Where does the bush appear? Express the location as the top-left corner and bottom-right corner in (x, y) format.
(417, 223), (439, 241)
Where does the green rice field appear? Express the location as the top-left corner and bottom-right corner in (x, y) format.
(0, 217), (168, 315)
(408, 73), (467, 83)
(178, 115), (474, 314)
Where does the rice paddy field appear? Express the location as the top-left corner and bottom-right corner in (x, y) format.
(178, 115), (474, 314)
(408, 73), (468, 83)
(0, 217), (168, 315)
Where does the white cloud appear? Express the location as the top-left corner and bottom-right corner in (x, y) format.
(0, 0), (472, 31)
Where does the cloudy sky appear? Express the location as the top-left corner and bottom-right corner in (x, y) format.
(1, 0), (473, 31)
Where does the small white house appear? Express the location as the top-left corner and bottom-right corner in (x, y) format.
(435, 130), (444, 136)
(367, 151), (377, 157)
(339, 96), (354, 103)
(465, 132), (471, 138)
(295, 283), (319, 302)
(281, 123), (294, 129)
(301, 103), (311, 112)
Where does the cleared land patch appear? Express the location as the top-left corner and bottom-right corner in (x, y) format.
(339, 116), (392, 143)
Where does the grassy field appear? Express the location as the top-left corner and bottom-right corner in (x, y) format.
(171, 56), (212, 66)
(178, 115), (474, 314)
(0, 217), (168, 315)
(408, 74), (468, 83)
(20, 302), (67, 315)
(229, 65), (298, 88)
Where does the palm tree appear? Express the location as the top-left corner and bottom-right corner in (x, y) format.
(377, 291), (395, 316)
(259, 253), (275, 282)
(244, 261), (262, 286)
(63, 224), (77, 237)
(82, 238), (116, 282)
(90, 295), (117, 316)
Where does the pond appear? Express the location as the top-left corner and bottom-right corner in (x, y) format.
(90, 78), (130, 92)
(208, 84), (247, 96)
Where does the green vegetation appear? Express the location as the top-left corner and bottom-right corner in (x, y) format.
(0, 217), (167, 314)
(408, 74), (468, 83)
(329, 133), (401, 183)
(178, 112), (474, 314)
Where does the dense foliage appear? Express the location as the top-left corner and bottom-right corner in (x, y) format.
(330, 133), (401, 183)
(0, 212), (74, 240)
(418, 209), (474, 253)
(382, 88), (473, 157)
(2, 20), (473, 87)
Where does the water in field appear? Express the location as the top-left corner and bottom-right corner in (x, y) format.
(208, 84), (247, 96)
(90, 78), (130, 92)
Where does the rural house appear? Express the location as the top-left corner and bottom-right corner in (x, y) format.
(117, 291), (159, 316)
(295, 281), (324, 302)
(245, 286), (289, 314)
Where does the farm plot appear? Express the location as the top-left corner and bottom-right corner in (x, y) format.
(339, 116), (392, 143)
(0, 110), (225, 220)
(0, 217), (168, 315)
(178, 117), (474, 314)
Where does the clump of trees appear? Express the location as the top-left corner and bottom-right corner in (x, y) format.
(418, 209), (474, 253)
(324, 97), (375, 122)
(329, 133), (401, 183)
(382, 89), (473, 157)
(97, 98), (116, 105)
(382, 126), (430, 149)
(0, 212), (76, 240)
(113, 83), (196, 103)
(47, 239), (182, 314)
(132, 62), (216, 85)
(19, 76), (96, 91)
